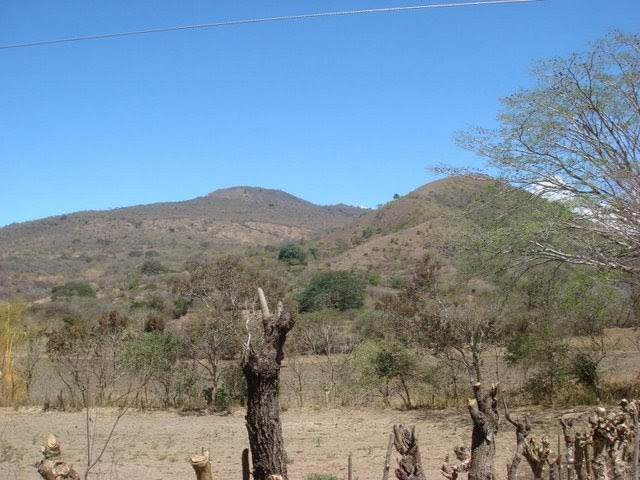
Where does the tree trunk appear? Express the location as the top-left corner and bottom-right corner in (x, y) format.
(36, 434), (80, 480)
(467, 383), (499, 480)
(392, 424), (427, 480)
(242, 289), (295, 480)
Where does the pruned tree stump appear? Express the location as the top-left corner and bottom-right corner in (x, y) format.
(392, 424), (427, 480)
(468, 383), (499, 480)
(442, 446), (471, 480)
(190, 447), (213, 480)
(36, 434), (80, 480)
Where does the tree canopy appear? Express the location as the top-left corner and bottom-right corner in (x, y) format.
(458, 31), (640, 280)
(298, 270), (366, 312)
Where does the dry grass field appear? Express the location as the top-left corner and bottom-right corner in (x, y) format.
(0, 403), (598, 480)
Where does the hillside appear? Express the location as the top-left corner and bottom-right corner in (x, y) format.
(0, 177), (497, 300)
(0, 186), (366, 298)
(317, 175), (494, 278)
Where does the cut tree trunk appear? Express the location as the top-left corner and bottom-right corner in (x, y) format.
(242, 288), (295, 480)
(574, 432), (592, 480)
(189, 448), (213, 480)
(468, 383), (499, 480)
(560, 417), (576, 480)
(36, 434), (80, 480)
(522, 437), (551, 480)
(503, 397), (531, 480)
(392, 424), (427, 480)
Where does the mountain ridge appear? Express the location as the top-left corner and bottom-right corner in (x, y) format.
(0, 177), (491, 299)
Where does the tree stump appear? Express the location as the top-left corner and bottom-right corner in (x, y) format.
(523, 436), (551, 480)
(36, 434), (80, 480)
(467, 383), (499, 480)
(392, 424), (427, 480)
(441, 446), (471, 480)
(589, 406), (635, 480)
(189, 448), (213, 480)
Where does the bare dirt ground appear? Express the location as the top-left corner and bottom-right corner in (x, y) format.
(0, 404), (596, 480)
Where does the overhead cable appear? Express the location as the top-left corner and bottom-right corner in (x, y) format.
(0, 0), (543, 50)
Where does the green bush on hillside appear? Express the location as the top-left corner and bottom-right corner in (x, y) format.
(298, 270), (365, 312)
(278, 243), (307, 265)
(51, 281), (96, 300)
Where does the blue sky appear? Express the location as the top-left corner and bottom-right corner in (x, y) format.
(1, 1), (638, 227)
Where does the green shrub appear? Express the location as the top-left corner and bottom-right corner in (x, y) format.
(215, 364), (247, 410)
(278, 243), (307, 265)
(298, 270), (365, 312)
(139, 259), (168, 275)
(306, 474), (339, 480)
(51, 281), (96, 300)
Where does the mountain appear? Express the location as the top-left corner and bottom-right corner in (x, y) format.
(0, 187), (366, 298)
(0, 177), (496, 300)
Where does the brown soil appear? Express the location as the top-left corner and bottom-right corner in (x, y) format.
(1, 404), (596, 480)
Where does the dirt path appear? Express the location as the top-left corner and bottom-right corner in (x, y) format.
(1, 405), (590, 480)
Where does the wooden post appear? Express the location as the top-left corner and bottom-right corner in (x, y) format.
(242, 448), (251, 480)
(632, 401), (639, 480)
(382, 433), (394, 480)
(189, 448), (213, 480)
(348, 453), (353, 480)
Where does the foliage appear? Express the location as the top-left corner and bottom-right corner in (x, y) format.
(184, 311), (242, 400)
(457, 31), (640, 281)
(47, 310), (132, 407)
(354, 339), (419, 408)
(123, 331), (182, 406)
(278, 243), (307, 265)
(51, 281), (96, 300)
(214, 363), (247, 410)
(139, 259), (168, 275)
(0, 301), (27, 405)
(175, 255), (286, 315)
(298, 270), (366, 312)
(375, 254), (501, 385)
(306, 475), (339, 480)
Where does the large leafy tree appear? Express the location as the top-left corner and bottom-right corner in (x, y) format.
(458, 32), (640, 279)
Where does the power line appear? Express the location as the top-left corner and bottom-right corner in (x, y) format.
(0, 0), (543, 51)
